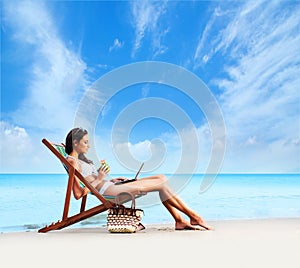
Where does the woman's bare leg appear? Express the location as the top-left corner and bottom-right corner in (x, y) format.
(106, 174), (213, 230)
(159, 189), (213, 230)
(170, 198), (213, 229)
(72, 177), (90, 200)
(141, 175), (213, 230)
(160, 195), (200, 230)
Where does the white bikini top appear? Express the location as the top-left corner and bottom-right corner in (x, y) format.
(66, 155), (98, 178)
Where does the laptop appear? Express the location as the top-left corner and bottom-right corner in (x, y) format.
(114, 162), (144, 185)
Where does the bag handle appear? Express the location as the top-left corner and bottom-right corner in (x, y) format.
(115, 192), (136, 209)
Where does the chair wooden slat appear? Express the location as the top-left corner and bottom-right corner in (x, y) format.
(38, 138), (146, 233)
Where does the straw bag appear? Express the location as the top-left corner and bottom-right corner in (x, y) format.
(107, 192), (144, 233)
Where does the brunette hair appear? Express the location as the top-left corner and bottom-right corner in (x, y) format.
(65, 127), (93, 164)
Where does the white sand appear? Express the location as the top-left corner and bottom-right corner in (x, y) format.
(1, 218), (299, 268)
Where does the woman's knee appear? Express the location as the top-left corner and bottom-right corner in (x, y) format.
(156, 174), (168, 184)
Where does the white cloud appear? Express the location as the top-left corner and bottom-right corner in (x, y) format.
(0, 121), (59, 173)
(223, 137), (300, 173)
(1, 0), (92, 173)
(109, 38), (124, 52)
(127, 140), (152, 162)
(245, 136), (257, 146)
(209, 1), (300, 172)
(141, 84), (150, 98)
(3, 0), (88, 133)
(0, 121), (32, 158)
(194, 7), (218, 67)
(156, 122), (299, 174)
(109, 124), (214, 174)
(130, 0), (168, 58)
(218, 2), (299, 132)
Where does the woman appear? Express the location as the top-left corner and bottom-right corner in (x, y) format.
(65, 127), (213, 231)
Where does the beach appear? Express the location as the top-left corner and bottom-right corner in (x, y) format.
(1, 174), (299, 267)
(1, 218), (299, 268)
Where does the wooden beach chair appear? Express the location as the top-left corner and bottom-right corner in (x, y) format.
(38, 138), (144, 233)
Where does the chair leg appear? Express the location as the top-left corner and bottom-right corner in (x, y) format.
(62, 167), (75, 221)
(38, 203), (109, 233)
(80, 195), (87, 212)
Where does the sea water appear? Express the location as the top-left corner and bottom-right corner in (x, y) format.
(0, 173), (299, 232)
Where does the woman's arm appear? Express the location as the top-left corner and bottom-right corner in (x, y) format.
(66, 157), (90, 199)
(96, 164), (109, 180)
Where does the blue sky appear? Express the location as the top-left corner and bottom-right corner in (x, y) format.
(1, 0), (299, 174)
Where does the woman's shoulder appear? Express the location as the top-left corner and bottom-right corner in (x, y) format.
(66, 155), (77, 164)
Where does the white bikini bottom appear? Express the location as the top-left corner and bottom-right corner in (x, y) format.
(99, 181), (114, 195)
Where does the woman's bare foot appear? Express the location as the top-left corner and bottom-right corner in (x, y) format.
(190, 217), (214, 230)
(175, 220), (201, 231)
(73, 185), (90, 200)
(83, 187), (90, 196)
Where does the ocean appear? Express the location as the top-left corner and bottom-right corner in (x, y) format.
(0, 173), (299, 233)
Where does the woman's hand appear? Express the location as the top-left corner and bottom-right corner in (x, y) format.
(97, 165), (110, 179)
(110, 177), (127, 183)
